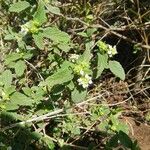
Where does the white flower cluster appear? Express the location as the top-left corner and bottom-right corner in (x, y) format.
(107, 45), (117, 57)
(77, 73), (92, 89)
(69, 54), (79, 62)
(73, 61), (92, 88)
(20, 22), (30, 35)
(20, 20), (39, 35)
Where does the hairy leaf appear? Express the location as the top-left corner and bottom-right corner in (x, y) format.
(5, 53), (22, 65)
(47, 4), (61, 15)
(40, 67), (73, 88)
(71, 87), (87, 103)
(9, 1), (30, 13)
(96, 54), (108, 78)
(14, 60), (26, 77)
(34, 0), (47, 25)
(10, 92), (33, 106)
(33, 32), (44, 49)
(109, 61), (125, 80)
(0, 70), (13, 87)
(43, 27), (70, 43)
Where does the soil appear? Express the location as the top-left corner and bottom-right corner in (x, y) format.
(96, 77), (150, 150)
(127, 117), (150, 150)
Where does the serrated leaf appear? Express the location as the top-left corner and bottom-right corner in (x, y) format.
(22, 51), (33, 60)
(118, 131), (133, 148)
(107, 134), (119, 148)
(5, 103), (19, 110)
(33, 32), (44, 49)
(14, 60), (26, 76)
(22, 87), (33, 96)
(83, 41), (94, 62)
(9, 1), (30, 13)
(79, 41), (94, 63)
(67, 81), (75, 90)
(15, 61), (26, 76)
(71, 87), (87, 103)
(58, 43), (71, 52)
(4, 86), (16, 96)
(96, 54), (108, 78)
(33, 0), (47, 25)
(40, 67), (73, 88)
(109, 61), (125, 80)
(10, 92), (33, 106)
(47, 4), (61, 15)
(0, 70), (13, 87)
(77, 32), (88, 37)
(4, 34), (16, 40)
(43, 27), (70, 43)
(87, 28), (97, 37)
(5, 53), (22, 65)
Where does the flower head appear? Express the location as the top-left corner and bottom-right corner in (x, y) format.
(79, 70), (84, 76)
(107, 45), (117, 57)
(77, 74), (92, 88)
(73, 61), (89, 75)
(97, 40), (108, 52)
(20, 20), (40, 35)
(69, 54), (79, 63)
(20, 22), (30, 35)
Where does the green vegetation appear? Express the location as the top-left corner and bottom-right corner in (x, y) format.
(0, 0), (149, 149)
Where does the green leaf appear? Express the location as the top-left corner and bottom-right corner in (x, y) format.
(43, 27), (70, 43)
(71, 87), (87, 103)
(43, 136), (55, 150)
(33, 0), (47, 25)
(5, 103), (19, 110)
(14, 60), (26, 77)
(77, 32), (88, 37)
(83, 41), (94, 62)
(106, 134), (119, 148)
(86, 28), (97, 37)
(9, 1), (30, 13)
(96, 54), (108, 78)
(10, 92), (33, 106)
(22, 50), (34, 60)
(118, 131), (133, 148)
(40, 67), (73, 88)
(79, 41), (94, 64)
(33, 32), (44, 49)
(5, 53), (22, 65)
(67, 81), (75, 90)
(4, 34), (16, 40)
(4, 86), (16, 96)
(58, 43), (71, 52)
(47, 4), (61, 15)
(5, 91), (34, 110)
(108, 61), (125, 80)
(22, 87), (33, 96)
(0, 70), (13, 87)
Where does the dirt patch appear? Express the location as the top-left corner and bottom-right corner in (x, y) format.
(127, 117), (150, 150)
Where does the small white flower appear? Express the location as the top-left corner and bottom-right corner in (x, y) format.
(89, 80), (93, 84)
(82, 83), (89, 89)
(85, 74), (91, 79)
(107, 50), (113, 57)
(77, 78), (83, 85)
(20, 25), (29, 35)
(70, 54), (79, 62)
(107, 45), (117, 57)
(85, 74), (93, 84)
(107, 50), (112, 55)
(80, 70), (84, 76)
(77, 74), (92, 89)
(20, 22), (31, 35)
(16, 48), (20, 53)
